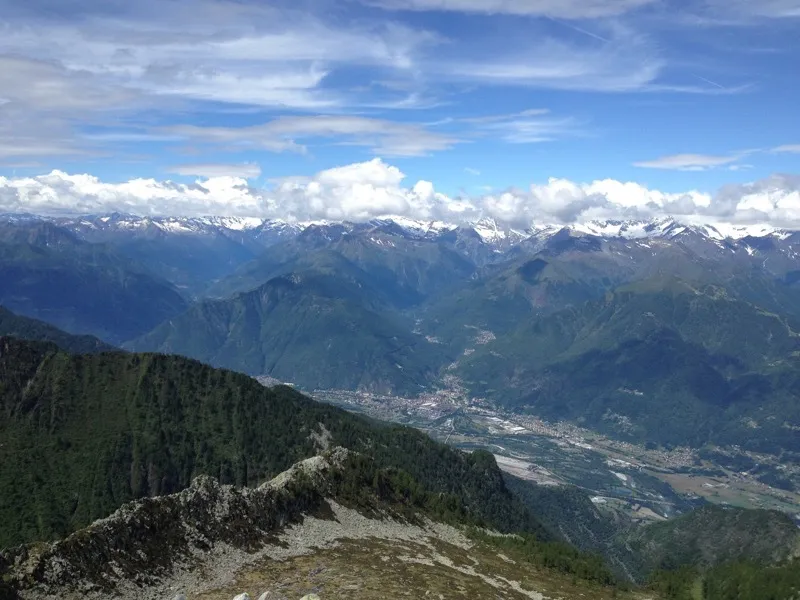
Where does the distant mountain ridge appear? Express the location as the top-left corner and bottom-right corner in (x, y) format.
(3, 212), (800, 458)
(0, 221), (187, 343)
(3, 211), (796, 247)
(129, 264), (441, 393)
(6, 213), (800, 299)
(0, 306), (114, 354)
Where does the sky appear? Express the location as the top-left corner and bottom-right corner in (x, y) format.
(0, 0), (799, 227)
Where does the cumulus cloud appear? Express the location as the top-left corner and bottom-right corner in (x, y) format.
(0, 171), (265, 217)
(3, 160), (800, 230)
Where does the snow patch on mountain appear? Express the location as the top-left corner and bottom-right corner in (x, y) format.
(204, 216), (265, 231)
(379, 215), (457, 236)
(697, 222), (784, 240)
(568, 220), (650, 239)
(2, 213), (796, 251)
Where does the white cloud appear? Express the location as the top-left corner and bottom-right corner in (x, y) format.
(364, 0), (656, 19)
(0, 3), (432, 109)
(4, 161), (800, 230)
(163, 115), (461, 157)
(462, 108), (581, 143)
(168, 163), (262, 178)
(436, 24), (669, 93)
(0, 0), (765, 168)
(0, 56), (140, 161)
(633, 153), (745, 171)
(773, 144), (800, 154)
(0, 170), (266, 217)
(706, 0), (800, 19)
(0, 0), (439, 161)
(465, 167), (481, 176)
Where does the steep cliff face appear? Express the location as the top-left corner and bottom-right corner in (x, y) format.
(1, 450), (353, 599)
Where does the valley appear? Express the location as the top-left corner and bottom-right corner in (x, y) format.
(312, 386), (800, 523)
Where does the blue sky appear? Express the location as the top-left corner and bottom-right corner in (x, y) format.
(0, 0), (798, 225)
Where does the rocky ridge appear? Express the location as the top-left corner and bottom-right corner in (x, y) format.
(0, 449), (472, 600)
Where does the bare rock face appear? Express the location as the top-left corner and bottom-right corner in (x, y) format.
(0, 449), (354, 599)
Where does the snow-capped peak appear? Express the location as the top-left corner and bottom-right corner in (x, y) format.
(471, 217), (507, 242)
(202, 216), (265, 231)
(371, 215), (458, 237)
(3, 213), (796, 251)
(556, 218), (789, 243)
(693, 222), (785, 240)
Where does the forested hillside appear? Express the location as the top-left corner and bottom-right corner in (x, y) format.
(0, 222), (187, 343)
(0, 306), (114, 354)
(130, 265), (441, 393)
(0, 337), (542, 548)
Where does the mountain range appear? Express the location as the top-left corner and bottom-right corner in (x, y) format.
(3, 212), (800, 459)
(0, 220), (187, 343)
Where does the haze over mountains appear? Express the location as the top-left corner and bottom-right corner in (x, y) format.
(3, 211), (800, 458)
(2, 211), (800, 599)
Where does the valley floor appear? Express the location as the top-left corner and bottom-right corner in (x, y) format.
(312, 388), (800, 523)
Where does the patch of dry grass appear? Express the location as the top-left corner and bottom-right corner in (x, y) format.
(195, 536), (651, 600)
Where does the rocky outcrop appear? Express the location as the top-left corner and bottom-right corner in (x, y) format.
(0, 449), (353, 599)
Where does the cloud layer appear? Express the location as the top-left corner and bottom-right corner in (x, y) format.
(364, 0), (657, 19)
(0, 0), (774, 164)
(3, 160), (800, 229)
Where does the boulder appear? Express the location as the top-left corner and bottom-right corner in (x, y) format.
(257, 593), (288, 600)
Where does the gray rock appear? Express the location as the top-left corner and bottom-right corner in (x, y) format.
(257, 593), (288, 600)
(171, 595), (187, 600)
(300, 595), (321, 600)
(233, 594), (251, 600)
